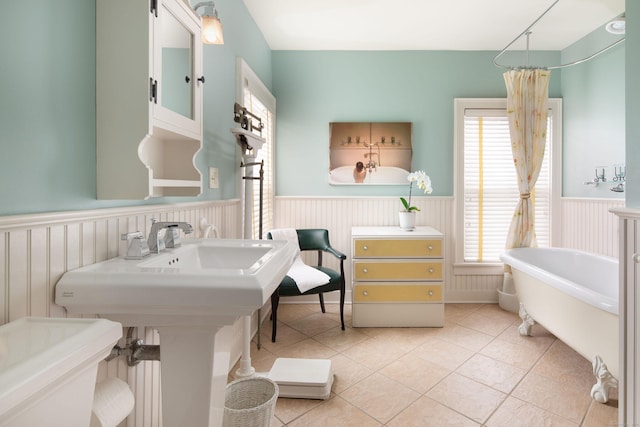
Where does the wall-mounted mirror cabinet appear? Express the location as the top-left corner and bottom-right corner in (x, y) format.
(96, 0), (203, 199)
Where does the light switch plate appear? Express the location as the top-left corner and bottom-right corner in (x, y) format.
(209, 167), (219, 189)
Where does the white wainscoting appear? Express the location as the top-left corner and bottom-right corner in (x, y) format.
(0, 196), (622, 427)
(274, 196), (625, 304)
(0, 200), (241, 427)
(560, 198), (624, 258)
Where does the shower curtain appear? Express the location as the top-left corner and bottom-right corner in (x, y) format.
(500, 68), (550, 312)
(503, 68), (550, 250)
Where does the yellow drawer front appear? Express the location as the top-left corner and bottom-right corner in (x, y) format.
(353, 239), (442, 258)
(353, 283), (443, 302)
(353, 261), (442, 281)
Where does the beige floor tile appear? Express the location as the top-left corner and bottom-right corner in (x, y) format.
(321, 303), (352, 326)
(476, 303), (521, 323)
(480, 335), (548, 370)
(532, 339), (595, 393)
(445, 303), (484, 318)
(242, 303), (613, 427)
(497, 323), (557, 350)
(379, 352), (451, 393)
(354, 325), (438, 348)
(457, 310), (517, 337)
(486, 396), (579, 427)
(259, 321), (307, 351)
(512, 372), (592, 424)
(270, 337), (337, 359)
(431, 324), (494, 352)
(581, 399), (619, 427)
(411, 337), (475, 370)
(274, 396), (324, 425)
(288, 311), (342, 337)
(329, 354), (374, 394)
(342, 337), (413, 371)
(287, 396), (381, 427)
(388, 395), (480, 427)
(340, 372), (420, 424)
(272, 302), (318, 323)
(426, 373), (506, 424)
(456, 353), (527, 394)
(313, 324), (368, 352)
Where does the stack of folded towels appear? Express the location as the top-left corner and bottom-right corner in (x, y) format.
(269, 228), (330, 293)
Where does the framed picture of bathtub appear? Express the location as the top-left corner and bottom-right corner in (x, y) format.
(328, 122), (413, 185)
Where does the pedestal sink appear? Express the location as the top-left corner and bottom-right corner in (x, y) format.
(55, 238), (298, 427)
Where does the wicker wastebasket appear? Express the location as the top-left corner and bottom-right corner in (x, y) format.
(222, 377), (279, 427)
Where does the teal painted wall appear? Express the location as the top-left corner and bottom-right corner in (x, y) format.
(561, 22), (625, 198)
(626, 0), (640, 207)
(0, 1), (97, 214)
(272, 50), (561, 197)
(0, 0), (271, 215)
(0, 0), (633, 215)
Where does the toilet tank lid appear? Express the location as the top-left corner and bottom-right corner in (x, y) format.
(0, 317), (122, 416)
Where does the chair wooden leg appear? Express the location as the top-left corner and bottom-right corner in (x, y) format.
(271, 291), (280, 342)
(339, 288), (345, 330)
(318, 293), (326, 313)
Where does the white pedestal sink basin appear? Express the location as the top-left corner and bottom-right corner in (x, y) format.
(55, 238), (298, 427)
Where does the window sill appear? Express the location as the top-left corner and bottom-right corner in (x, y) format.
(453, 262), (505, 276)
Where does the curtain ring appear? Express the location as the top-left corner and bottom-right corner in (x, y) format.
(520, 193), (531, 199)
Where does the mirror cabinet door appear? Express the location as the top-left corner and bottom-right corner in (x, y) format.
(158, 1), (195, 120)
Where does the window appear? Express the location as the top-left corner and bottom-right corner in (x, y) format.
(454, 98), (561, 273)
(237, 59), (276, 239)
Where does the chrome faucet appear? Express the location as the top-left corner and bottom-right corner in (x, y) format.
(147, 221), (193, 253)
(121, 231), (151, 260)
(364, 142), (381, 171)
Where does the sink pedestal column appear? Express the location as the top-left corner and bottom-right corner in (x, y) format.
(156, 325), (232, 427)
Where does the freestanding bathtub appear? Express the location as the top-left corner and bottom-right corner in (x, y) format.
(328, 166), (409, 185)
(500, 247), (618, 403)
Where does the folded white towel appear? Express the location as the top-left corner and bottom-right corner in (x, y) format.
(269, 228), (331, 293)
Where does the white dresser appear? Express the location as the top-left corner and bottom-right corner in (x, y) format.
(351, 226), (444, 327)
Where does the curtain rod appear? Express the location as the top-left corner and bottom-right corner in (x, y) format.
(493, 0), (625, 70)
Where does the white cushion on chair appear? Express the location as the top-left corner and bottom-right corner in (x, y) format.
(269, 228), (330, 293)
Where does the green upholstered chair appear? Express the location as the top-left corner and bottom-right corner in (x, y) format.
(266, 229), (346, 342)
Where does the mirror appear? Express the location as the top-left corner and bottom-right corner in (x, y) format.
(329, 122), (413, 185)
(160, 5), (194, 119)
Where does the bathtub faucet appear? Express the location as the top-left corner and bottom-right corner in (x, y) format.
(364, 142), (381, 170)
(148, 220), (193, 253)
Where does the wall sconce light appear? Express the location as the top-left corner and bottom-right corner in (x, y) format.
(194, 2), (224, 45)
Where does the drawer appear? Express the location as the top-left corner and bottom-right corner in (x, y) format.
(353, 283), (443, 302)
(353, 260), (442, 281)
(353, 238), (442, 258)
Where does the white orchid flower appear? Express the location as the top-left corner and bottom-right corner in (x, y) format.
(401, 170), (433, 212)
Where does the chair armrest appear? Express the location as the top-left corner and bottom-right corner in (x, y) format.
(325, 246), (346, 261)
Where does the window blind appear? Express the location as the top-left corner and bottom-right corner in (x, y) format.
(243, 90), (274, 239)
(463, 110), (551, 262)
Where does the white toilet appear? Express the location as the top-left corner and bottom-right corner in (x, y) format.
(0, 317), (122, 427)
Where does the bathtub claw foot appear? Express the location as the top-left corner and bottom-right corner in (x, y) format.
(518, 303), (535, 336)
(590, 355), (618, 403)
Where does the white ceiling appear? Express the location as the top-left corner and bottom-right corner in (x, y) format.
(241, 0), (625, 51)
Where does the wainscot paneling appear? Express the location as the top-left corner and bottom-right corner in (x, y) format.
(0, 200), (241, 427)
(0, 196), (621, 426)
(274, 196), (624, 304)
(560, 198), (624, 258)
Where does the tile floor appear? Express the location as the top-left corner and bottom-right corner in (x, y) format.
(230, 303), (618, 426)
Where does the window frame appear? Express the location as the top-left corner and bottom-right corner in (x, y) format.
(236, 58), (276, 239)
(453, 98), (562, 275)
